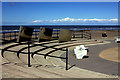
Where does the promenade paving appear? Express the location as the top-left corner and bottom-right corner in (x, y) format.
(1, 39), (118, 78)
(61, 40), (119, 76)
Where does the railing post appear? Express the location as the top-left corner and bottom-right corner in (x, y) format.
(10, 32), (11, 40)
(2, 33), (5, 41)
(73, 32), (75, 38)
(14, 31), (16, 39)
(81, 30), (83, 38)
(66, 48), (68, 70)
(90, 32), (91, 39)
(28, 41), (31, 67)
(57, 30), (58, 38)
(35, 30), (37, 39)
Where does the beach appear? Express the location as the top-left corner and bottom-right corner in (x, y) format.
(1, 30), (119, 78)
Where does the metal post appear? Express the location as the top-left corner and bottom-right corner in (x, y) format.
(14, 31), (16, 39)
(10, 32), (11, 40)
(3, 33), (5, 41)
(35, 31), (37, 39)
(66, 48), (68, 70)
(81, 30), (83, 38)
(57, 30), (58, 38)
(90, 32), (91, 39)
(73, 32), (75, 38)
(28, 41), (31, 67)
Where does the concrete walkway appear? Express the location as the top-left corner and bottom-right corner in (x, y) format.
(61, 40), (119, 76)
(1, 39), (118, 78)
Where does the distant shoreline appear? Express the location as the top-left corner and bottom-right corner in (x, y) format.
(1, 25), (120, 31)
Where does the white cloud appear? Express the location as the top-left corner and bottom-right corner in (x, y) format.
(52, 17), (118, 22)
(33, 20), (42, 22)
(109, 19), (118, 21)
(52, 17), (72, 22)
(33, 17), (118, 24)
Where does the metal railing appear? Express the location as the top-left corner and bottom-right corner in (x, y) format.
(1, 31), (18, 41)
(0, 30), (91, 44)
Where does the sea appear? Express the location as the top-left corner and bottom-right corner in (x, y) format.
(0, 25), (120, 33)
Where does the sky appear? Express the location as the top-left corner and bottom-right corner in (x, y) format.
(2, 2), (119, 25)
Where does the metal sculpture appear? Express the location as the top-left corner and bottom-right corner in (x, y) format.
(59, 29), (73, 42)
(17, 26), (34, 42)
(38, 28), (53, 42)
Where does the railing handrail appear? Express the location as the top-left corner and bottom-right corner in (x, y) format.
(0, 30), (91, 44)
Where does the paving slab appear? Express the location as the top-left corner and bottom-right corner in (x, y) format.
(61, 40), (119, 76)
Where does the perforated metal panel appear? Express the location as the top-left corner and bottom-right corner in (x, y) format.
(38, 28), (53, 42)
(59, 29), (73, 42)
(17, 26), (34, 42)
